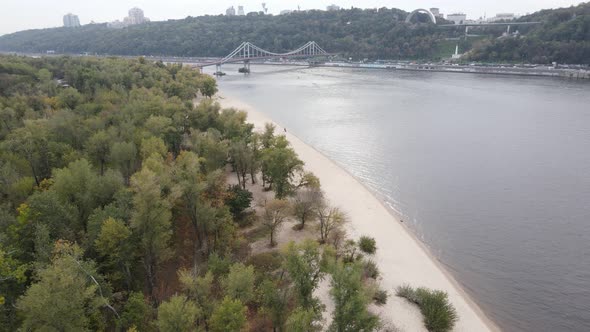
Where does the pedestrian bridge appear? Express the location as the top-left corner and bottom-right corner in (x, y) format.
(197, 41), (331, 70)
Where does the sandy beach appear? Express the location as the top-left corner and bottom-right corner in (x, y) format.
(218, 93), (500, 332)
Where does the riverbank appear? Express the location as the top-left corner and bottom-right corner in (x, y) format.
(217, 92), (501, 331)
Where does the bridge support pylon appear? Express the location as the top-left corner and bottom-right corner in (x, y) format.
(241, 60), (251, 74)
(215, 63), (222, 74)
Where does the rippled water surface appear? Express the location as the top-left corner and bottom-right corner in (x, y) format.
(205, 64), (590, 331)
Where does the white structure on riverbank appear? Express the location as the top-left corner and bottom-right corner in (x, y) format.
(63, 13), (80, 27)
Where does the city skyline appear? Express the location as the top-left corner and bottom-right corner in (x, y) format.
(0, 0), (583, 35)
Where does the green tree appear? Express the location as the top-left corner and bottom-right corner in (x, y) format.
(230, 140), (253, 189)
(284, 240), (325, 311)
(328, 262), (379, 332)
(17, 242), (111, 332)
(157, 295), (201, 332)
(259, 279), (291, 332)
(209, 296), (247, 332)
(285, 306), (323, 332)
(94, 217), (134, 289)
(57, 87), (83, 109)
(140, 136), (168, 160)
(118, 292), (151, 331)
(86, 130), (112, 175)
(130, 168), (175, 299)
(225, 184), (253, 219)
(4, 121), (51, 186)
(200, 75), (218, 98)
(223, 263), (255, 303)
(262, 136), (304, 198)
(178, 269), (215, 328)
(110, 141), (137, 185)
(52, 159), (123, 231)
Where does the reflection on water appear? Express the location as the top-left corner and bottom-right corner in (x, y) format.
(205, 64), (590, 332)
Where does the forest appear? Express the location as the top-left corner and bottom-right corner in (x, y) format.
(0, 54), (413, 331)
(4, 8), (454, 61)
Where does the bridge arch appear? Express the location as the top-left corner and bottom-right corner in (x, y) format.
(405, 8), (437, 24)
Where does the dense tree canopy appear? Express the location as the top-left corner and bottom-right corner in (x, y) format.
(467, 2), (590, 64)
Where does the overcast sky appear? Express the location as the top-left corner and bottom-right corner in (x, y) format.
(0, 0), (583, 35)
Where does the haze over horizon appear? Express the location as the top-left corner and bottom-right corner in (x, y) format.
(0, 0), (584, 36)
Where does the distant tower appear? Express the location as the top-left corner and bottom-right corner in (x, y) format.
(226, 6), (236, 16)
(262, 3), (268, 14)
(238, 6), (245, 16)
(63, 13), (81, 27)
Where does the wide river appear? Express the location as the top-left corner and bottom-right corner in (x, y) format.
(204, 64), (590, 331)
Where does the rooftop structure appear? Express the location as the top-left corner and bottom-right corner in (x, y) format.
(327, 4), (340, 11)
(226, 6), (236, 16)
(447, 13), (467, 25)
(488, 13), (517, 22)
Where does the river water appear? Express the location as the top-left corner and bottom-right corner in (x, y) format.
(205, 64), (590, 331)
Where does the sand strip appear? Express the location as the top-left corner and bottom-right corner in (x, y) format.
(218, 93), (500, 332)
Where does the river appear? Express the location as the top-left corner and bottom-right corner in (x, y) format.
(204, 64), (590, 331)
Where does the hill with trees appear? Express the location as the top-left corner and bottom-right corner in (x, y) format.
(1, 4), (588, 63)
(0, 8), (454, 60)
(467, 2), (590, 64)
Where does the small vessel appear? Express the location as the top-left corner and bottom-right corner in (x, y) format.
(214, 71), (226, 76)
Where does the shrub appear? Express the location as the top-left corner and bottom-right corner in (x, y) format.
(373, 289), (388, 306)
(396, 284), (418, 303)
(236, 210), (257, 228)
(358, 236), (377, 255)
(363, 260), (380, 279)
(396, 285), (458, 332)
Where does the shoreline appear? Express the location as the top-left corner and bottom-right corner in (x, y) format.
(217, 92), (501, 332)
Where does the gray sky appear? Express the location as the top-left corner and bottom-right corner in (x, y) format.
(0, 0), (583, 35)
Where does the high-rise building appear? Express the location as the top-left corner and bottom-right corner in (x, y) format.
(238, 6), (245, 16)
(327, 4), (340, 11)
(63, 13), (81, 27)
(226, 6), (236, 16)
(128, 7), (147, 25)
(430, 8), (444, 18)
(109, 7), (149, 28)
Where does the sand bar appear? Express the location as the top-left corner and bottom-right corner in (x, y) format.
(219, 93), (500, 332)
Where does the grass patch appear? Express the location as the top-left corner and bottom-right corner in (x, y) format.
(396, 285), (458, 332)
(244, 225), (270, 242)
(246, 251), (283, 274)
(363, 260), (380, 279)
